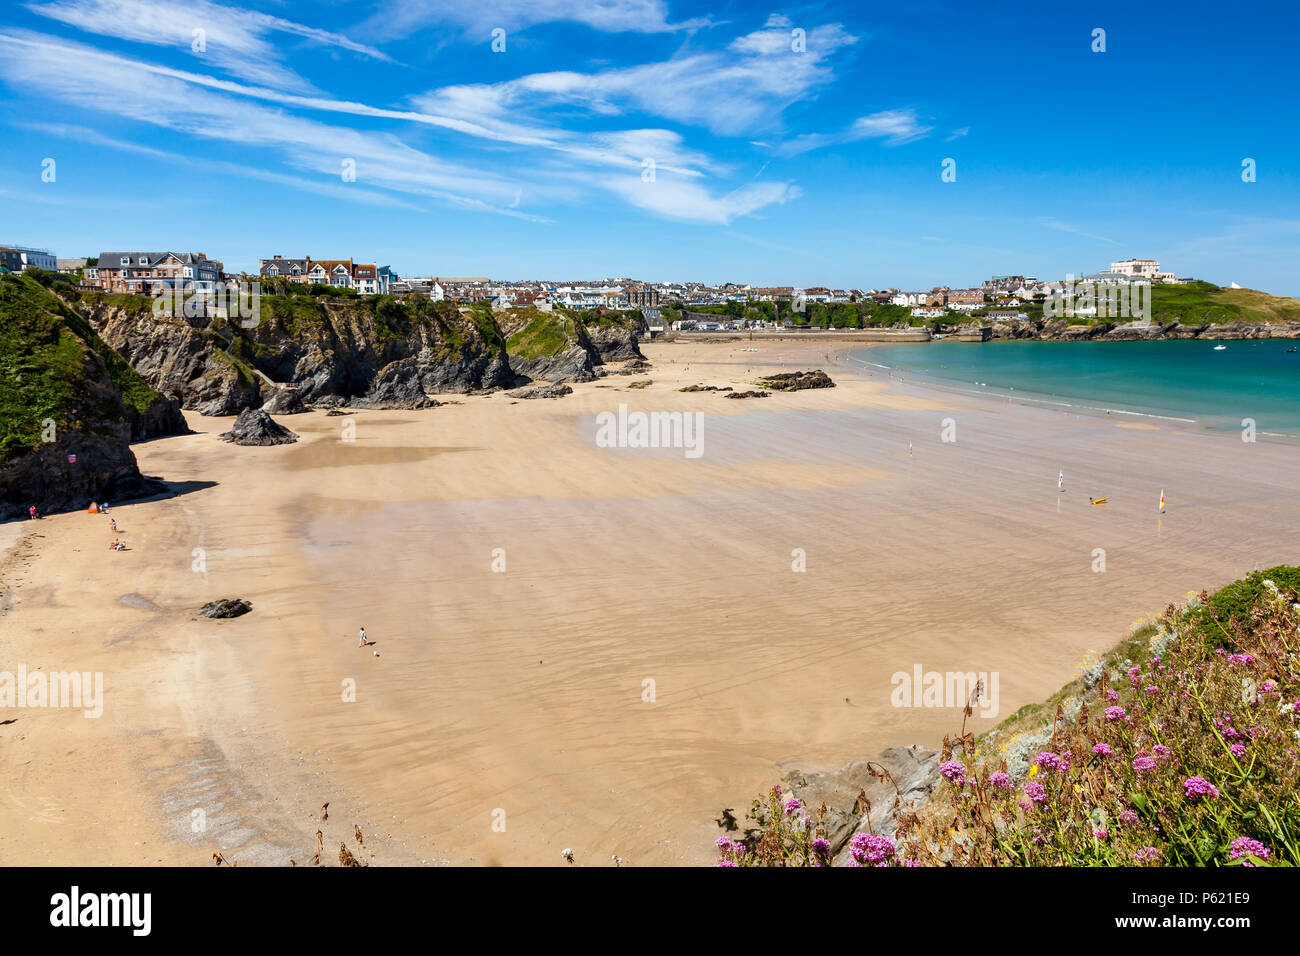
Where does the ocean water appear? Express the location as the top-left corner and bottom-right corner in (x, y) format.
(855, 339), (1300, 437)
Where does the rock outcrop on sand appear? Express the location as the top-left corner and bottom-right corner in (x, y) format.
(679, 384), (732, 392)
(732, 745), (940, 866)
(725, 390), (770, 400)
(500, 308), (646, 384)
(0, 274), (186, 519)
(756, 369), (836, 391)
(260, 387), (307, 415)
(218, 408), (299, 446)
(200, 597), (253, 618)
(507, 383), (573, 400)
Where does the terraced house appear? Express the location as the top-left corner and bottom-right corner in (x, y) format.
(259, 255), (391, 294)
(88, 251), (223, 294)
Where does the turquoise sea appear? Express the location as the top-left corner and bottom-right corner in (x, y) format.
(853, 339), (1300, 438)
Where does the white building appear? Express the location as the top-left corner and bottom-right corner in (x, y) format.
(1, 245), (58, 272)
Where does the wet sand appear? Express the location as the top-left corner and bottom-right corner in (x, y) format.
(2, 337), (1297, 866)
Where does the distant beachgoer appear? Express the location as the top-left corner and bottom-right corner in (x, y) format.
(28, 506), (37, 520)
(359, 627), (367, 648)
(110, 518), (118, 532)
(101, 501), (110, 514)
(908, 442), (913, 457)
(1058, 470), (1064, 492)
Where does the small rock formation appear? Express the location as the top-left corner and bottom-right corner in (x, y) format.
(626, 379), (652, 389)
(346, 356), (440, 409)
(260, 388), (307, 415)
(774, 745), (940, 866)
(725, 390), (770, 400)
(756, 369), (836, 391)
(507, 383), (573, 400)
(325, 409), (355, 417)
(678, 384), (732, 392)
(199, 597), (253, 619)
(218, 408), (299, 446)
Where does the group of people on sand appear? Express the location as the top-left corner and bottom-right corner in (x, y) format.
(95, 501), (126, 550)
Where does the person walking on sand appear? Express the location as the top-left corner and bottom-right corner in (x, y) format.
(110, 518), (117, 532)
(1058, 470), (1064, 492)
(358, 626), (367, 648)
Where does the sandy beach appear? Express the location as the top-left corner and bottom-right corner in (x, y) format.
(2, 336), (1298, 866)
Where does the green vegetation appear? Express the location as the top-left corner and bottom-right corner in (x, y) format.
(505, 309), (575, 360)
(1145, 281), (1300, 326)
(723, 567), (1300, 867)
(0, 274), (165, 463)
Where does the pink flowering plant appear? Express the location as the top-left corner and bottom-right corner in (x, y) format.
(718, 567), (1300, 867)
(907, 570), (1300, 866)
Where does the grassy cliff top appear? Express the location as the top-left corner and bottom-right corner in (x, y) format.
(503, 308), (578, 359)
(1147, 281), (1300, 325)
(0, 274), (165, 463)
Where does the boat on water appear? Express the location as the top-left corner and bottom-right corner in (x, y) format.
(1214, 345), (1228, 350)
(1287, 348), (1297, 353)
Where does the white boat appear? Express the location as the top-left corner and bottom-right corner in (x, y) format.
(1213, 345), (1227, 350)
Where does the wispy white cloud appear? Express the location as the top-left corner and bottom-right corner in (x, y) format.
(946, 127), (969, 142)
(0, 28), (796, 225)
(22, 121), (422, 209)
(0, 31), (540, 219)
(27, 0), (390, 92)
(367, 0), (712, 36)
(415, 20), (858, 138)
(778, 108), (933, 154)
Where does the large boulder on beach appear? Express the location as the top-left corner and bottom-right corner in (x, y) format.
(200, 598), (252, 619)
(219, 408), (298, 446)
(508, 383), (573, 400)
(755, 369), (836, 391)
(260, 388), (307, 415)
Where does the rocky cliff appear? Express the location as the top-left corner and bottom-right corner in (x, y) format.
(0, 274), (187, 519)
(984, 318), (1300, 342)
(500, 307), (645, 383)
(78, 292), (515, 413)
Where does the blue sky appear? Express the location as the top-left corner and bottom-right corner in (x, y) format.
(1, 0), (1297, 293)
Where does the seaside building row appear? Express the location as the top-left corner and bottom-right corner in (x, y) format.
(0, 244), (1190, 318)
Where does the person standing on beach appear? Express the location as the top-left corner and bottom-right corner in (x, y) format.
(358, 627), (367, 648)
(28, 505), (37, 520)
(1058, 470), (1064, 492)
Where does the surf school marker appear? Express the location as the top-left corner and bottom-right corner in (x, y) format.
(1159, 488), (1166, 513)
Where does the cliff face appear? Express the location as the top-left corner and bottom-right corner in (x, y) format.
(79, 295), (263, 415)
(985, 319), (1300, 342)
(0, 275), (186, 518)
(79, 293), (514, 412)
(500, 308), (645, 383)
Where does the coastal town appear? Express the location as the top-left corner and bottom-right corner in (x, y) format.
(0, 243), (1193, 331)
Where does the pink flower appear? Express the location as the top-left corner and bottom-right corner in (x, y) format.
(939, 761), (967, 784)
(1183, 777), (1220, 800)
(1093, 742), (1113, 756)
(1105, 706), (1127, 721)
